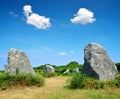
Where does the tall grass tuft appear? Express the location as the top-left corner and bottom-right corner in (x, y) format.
(68, 73), (120, 89)
(0, 73), (44, 90)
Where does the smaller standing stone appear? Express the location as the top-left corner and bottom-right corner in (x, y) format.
(43, 64), (55, 73)
(63, 69), (70, 74)
(73, 67), (79, 73)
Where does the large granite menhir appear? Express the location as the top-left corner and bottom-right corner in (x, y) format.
(5, 48), (35, 74)
(82, 43), (118, 80)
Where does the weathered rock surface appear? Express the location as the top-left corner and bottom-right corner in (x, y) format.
(73, 67), (79, 73)
(4, 48), (35, 74)
(82, 43), (118, 80)
(43, 64), (55, 73)
(63, 69), (70, 74)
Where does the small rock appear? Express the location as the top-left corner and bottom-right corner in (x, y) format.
(73, 67), (79, 73)
(63, 69), (70, 74)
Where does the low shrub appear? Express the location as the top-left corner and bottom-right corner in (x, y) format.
(107, 75), (120, 88)
(82, 77), (104, 89)
(0, 70), (5, 73)
(66, 61), (83, 72)
(68, 73), (85, 89)
(68, 73), (102, 89)
(0, 73), (10, 90)
(68, 73), (120, 89)
(0, 73), (44, 90)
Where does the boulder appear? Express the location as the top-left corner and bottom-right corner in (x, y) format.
(82, 43), (118, 80)
(4, 48), (35, 74)
(43, 64), (55, 73)
(63, 69), (70, 74)
(73, 67), (79, 73)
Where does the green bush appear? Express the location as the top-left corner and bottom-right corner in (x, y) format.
(66, 61), (83, 72)
(107, 75), (120, 88)
(0, 70), (5, 73)
(68, 73), (103, 89)
(68, 73), (87, 89)
(33, 61), (83, 76)
(0, 73), (44, 90)
(68, 73), (120, 89)
(54, 66), (66, 75)
(25, 74), (44, 86)
(116, 63), (120, 73)
(0, 73), (11, 90)
(82, 77), (104, 89)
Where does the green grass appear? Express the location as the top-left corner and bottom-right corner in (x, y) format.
(0, 76), (120, 99)
(68, 73), (120, 89)
(0, 73), (44, 90)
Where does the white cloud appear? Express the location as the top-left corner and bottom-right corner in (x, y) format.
(26, 13), (51, 29)
(23, 5), (32, 16)
(9, 11), (18, 17)
(23, 5), (51, 29)
(70, 8), (96, 25)
(59, 52), (66, 56)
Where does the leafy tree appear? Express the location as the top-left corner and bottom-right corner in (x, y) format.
(66, 61), (83, 72)
(116, 63), (120, 72)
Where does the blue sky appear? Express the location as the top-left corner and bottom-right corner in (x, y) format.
(0, 0), (120, 70)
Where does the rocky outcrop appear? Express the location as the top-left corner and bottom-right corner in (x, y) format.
(43, 64), (55, 73)
(4, 48), (35, 74)
(82, 43), (118, 80)
(73, 67), (79, 73)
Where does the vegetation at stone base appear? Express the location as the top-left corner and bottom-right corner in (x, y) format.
(0, 73), (44, 90)
(0, 70), (5, 73)
(116, 63), (120, 73)
(34, 61), (83, 76)
(1, 76), (120, 99)
(67, 73), (120, 89)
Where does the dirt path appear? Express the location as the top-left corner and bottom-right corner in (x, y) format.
(45, 76), (68, 88)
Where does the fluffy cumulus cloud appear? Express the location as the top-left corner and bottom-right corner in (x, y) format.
(23, 5), (32, 16)
(70, 8), (96, 25)
(23, 5), (51, 29)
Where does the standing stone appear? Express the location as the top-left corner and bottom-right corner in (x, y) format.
(82, 43), (118, 80)
(63, 69), (70, 74)
(4, 48), (35, 74)
(73, 67), (79, 73)
(43, 64), (55, 73)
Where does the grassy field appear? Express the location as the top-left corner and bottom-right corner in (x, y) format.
(0, 76), (120, 99)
